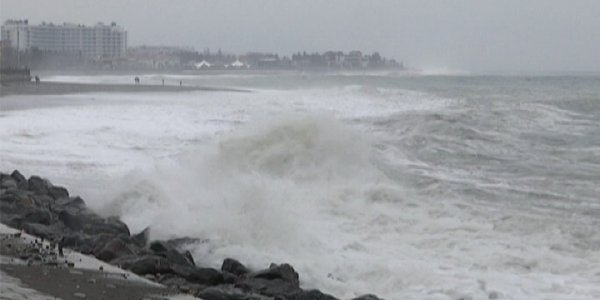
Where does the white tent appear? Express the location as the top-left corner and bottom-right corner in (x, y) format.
(230, 59), (244, 68)
(194, 60), (212, 69)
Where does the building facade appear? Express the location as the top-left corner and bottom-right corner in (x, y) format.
(1, 20), (127, 59)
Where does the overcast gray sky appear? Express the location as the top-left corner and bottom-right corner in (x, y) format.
(2, 0), (599, 72)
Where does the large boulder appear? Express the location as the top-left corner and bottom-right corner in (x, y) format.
(222, 258), (250, 276)
(58, 209), (130, 237)
(27, 176), (51, 195)
(0, 178), (17, 190)
(84, 216), (130, 236)
(149, 240), (195, 267)
(21, 223), (64, 241)
(33, 195), (55, 209)
(252, 263), (299, 285)
(60, 233), (98, 254)
(196, 285), (270, 300)
(171, 265), (224, 285)
(54, 196), (86, 209)
(112, 255), (173, 275)
(48, 186), (69, 200)
(57, 209), (86, 231)
(132, 227), (150, 247)
(349, 295), (384, 300)
(1, 192), (53, 227)
(237, 263), (301, 296)
(23, 208), (53, 225)
(10, 170), (28, 189)
(95, 237), (137, 262)
(284, 290), (339, 300)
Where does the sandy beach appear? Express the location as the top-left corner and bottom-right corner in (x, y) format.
(0, 81), (247, 97)
(0, 224), (195, 300)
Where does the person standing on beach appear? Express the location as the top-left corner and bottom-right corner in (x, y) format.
(162, 79), (165, 86)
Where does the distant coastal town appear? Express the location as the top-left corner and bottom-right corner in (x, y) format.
(0, 19), (404, 72)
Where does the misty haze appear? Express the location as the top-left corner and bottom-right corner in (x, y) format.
(1, 1), (599, 300)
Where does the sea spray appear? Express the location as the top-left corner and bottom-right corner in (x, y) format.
(103, 115), (397, 295)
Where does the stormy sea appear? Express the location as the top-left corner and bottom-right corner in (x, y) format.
(1, 72), (599, 299)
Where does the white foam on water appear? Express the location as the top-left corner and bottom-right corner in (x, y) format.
(1, 78), (599, 299)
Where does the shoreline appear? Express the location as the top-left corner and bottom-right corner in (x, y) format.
(1, 224), (184, 300)
(0, 81), (249, 97)
(0, 170), (381, 300)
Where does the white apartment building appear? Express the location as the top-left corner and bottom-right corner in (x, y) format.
(1, 20), (127, 59)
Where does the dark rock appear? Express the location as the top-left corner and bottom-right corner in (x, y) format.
(184, 250), (196, 266)
(284, 290), (338, 300)
(0, 190), (17, 204)
(157, 273), (189, 286)
(23, 208), (53, 225)
(282, 290), (338, 300)
(1, 214), (23, 228)
(58, 209), (130, 237)
(60, 234), (97, 254)
(196, 285), (271, 300)
(58, 209), (85, 231)
(27, 176), (51, 195)
(237, 277), (301, 297)
(222, 272), (238, 284)
(349, 295), (384, 300)
(222, 258), (250, 276)
(54, 196), (86, 209)
(253, 263), (299, 285)
(14, 192), (36, 208)
(1, 178), (17, 190)
(33, 195), (55, 209)
(1, 171), (381, 300)
(1, 199), (19, 216)
(95, 237), (137, 262)
(149, 240), (195, 267)
(83, 216), (130, 236)
(149, 240), (169, 252)
(237, 263), (301, 297)
(48, 186), (69, 200)
(10, 170), (27, 184)
(132, 227), (150, 247)
(90, 233), (121, 254)
(171, 265), (224, 285)
(21, 223), (62, 241)
(111, 255), (172, 275)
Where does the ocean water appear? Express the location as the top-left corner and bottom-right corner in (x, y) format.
(1, 73), (599, 299)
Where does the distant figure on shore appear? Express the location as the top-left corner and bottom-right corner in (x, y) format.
(179, 80), (182, 86)
(34, 76), (40, 85)
(162, 79), (165, 86)
(134, 77), (140, 84)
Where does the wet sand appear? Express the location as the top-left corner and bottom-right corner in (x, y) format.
(0, 81), (247, 97)
(0, 226), (192, 300)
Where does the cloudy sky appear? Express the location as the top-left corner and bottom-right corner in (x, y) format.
(2, 0), (599, 72)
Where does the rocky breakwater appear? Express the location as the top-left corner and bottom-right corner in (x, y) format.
(0, 170), (382, 300)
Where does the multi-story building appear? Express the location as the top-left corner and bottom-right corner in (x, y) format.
(1, 19), (127, 59)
